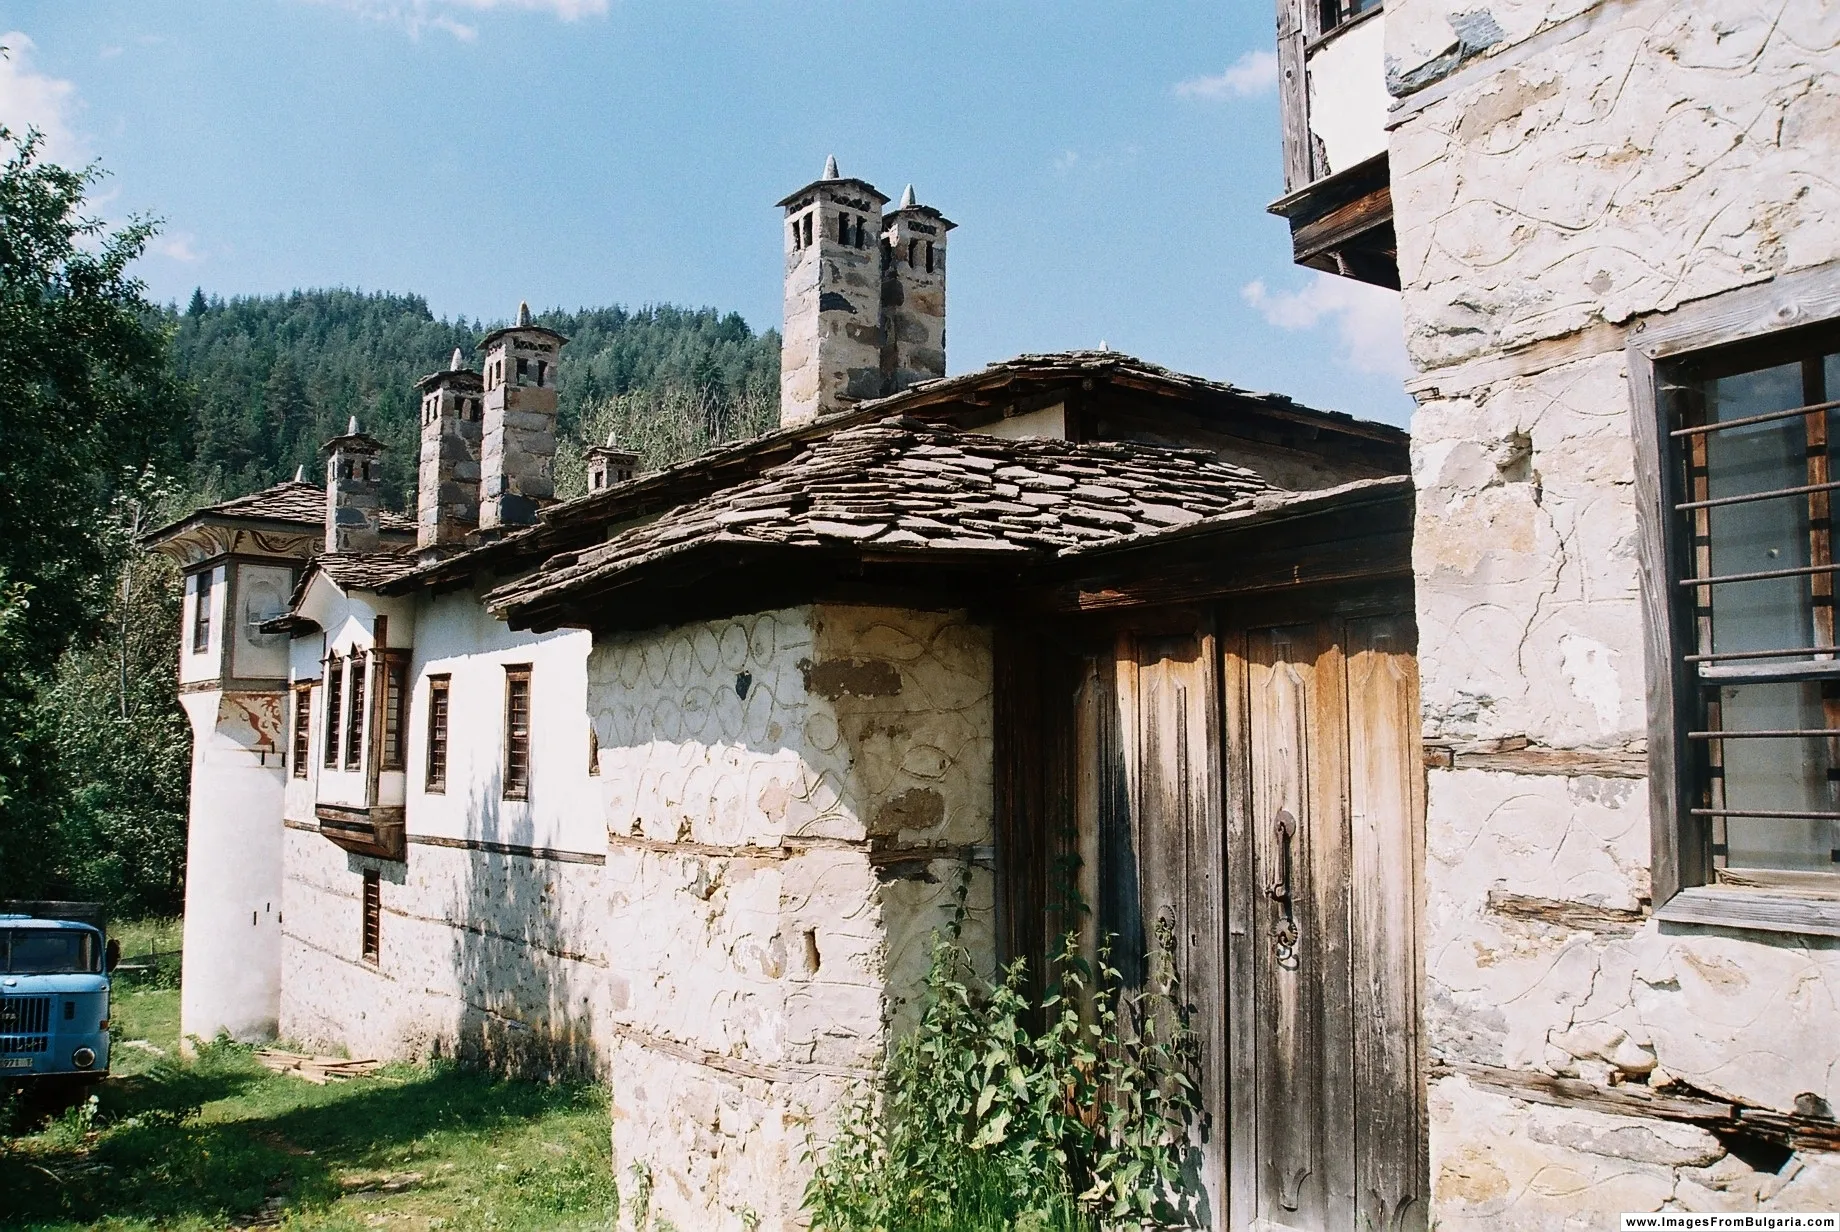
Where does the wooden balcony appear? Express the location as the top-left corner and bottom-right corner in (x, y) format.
(314, 803), (405, 861)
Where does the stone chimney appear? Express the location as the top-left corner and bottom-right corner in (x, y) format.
(777, 156), (890, 427)
(880, 183), (954, 394)
(416, 347), (484, 550)
(323, 416), (386, 553)
(585, 432), (641, 493)
(478, 302), (569, 531)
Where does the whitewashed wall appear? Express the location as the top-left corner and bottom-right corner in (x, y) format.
(277, 578), (606, 1075)
(1389, 0), (1840, 1222)
(178, 688), (287, 1045)
(589, 603), (995, 1232)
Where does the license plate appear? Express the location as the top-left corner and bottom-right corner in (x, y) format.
(0, 1058), (32, 1069)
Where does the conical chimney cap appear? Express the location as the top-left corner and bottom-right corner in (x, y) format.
(516, 301), (532, 327)
(606, 429), (620, 446)
(899, 183), (916, 209)
(294, 464), (306, 482)
(450, 347), (464, 370)
(347, 415), (360, 435)
(823, 154), (839, 180)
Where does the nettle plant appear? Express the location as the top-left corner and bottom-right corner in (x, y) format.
(804, 890), (1202, 1232)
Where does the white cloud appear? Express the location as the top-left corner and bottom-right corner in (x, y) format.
(153, 233), (202, 263)
(0, 33), (86, 163)
(1242, 273), (1411, 379)
(308, 0), (608, 40)
(1176, 50), (1279, 101)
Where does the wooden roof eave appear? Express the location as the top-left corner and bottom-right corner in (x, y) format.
(494, 536), (1033, 634)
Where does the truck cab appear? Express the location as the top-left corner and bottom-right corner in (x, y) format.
(0, 915), (113, 1085)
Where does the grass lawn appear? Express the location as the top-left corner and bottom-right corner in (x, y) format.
(1, 983), (616, 1230)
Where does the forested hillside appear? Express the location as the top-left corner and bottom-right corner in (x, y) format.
(0, 136), (784, 919)
(170, 288), (781, 506)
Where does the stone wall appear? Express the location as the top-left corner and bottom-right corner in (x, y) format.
(589, 603), (995, 1231)
(1390, 0), (1840, 1222)
(279, 829), (608, 1076)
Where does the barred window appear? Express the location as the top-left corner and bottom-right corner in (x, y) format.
(425, 675), (450, 793)
(292, 686), (312, 778)
(344, 657), (366, 772)
(1668, 325), (1840, 876)
(361, 869), (380, 964)
(503, 665), (532, 800)
(323, 654), (342, 769)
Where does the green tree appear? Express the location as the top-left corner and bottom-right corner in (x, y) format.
(0, 127), (183, 900)
(36, 476), (190, 914)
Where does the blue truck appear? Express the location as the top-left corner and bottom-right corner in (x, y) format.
(1, 904), (117, 1092)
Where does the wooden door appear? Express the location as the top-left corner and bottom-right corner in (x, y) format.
(1222, 611), (1426, 1231)
(1108, 622), (1229, 1226)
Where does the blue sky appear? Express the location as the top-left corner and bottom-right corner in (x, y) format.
(1, 0), (1413, 424)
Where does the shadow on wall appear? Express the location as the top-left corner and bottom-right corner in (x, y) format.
(444, 765), (601, 1081)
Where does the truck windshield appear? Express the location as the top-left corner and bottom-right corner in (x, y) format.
(3, 929), (99, 974)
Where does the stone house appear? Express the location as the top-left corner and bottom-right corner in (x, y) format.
(1269, 0), (1840, 1225)
(149, 23), (1840, 1213)
(148, 157), (1438, 1228)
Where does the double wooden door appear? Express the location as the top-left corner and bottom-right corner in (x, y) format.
(1099, 604), (1426, 1231)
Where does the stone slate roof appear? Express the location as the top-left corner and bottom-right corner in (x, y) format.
(145, 480), (416, 541)
(314, 551), (424, 592)
(877, 349), (1362, 428)
(486, 417), (1283, 616)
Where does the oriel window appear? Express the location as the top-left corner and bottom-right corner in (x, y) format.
(191, 571), (213, 654)
(381, 656), (409, 771)
(503, 665), (532, 800)
(344, 657), (367, 772)
(323, 653), (343, 769)
(1668, 325), (1840, 876)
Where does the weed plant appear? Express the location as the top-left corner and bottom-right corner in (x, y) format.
(804, 891), (1201, 1232)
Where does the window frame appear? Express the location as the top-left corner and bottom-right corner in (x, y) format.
(502, 664), (532, 801)
(1631, 263), (1840, 938)
(425, 674), (450, 794)
(360, 868), (380, 964)
(343, 655), (367, 773)
(323, 652), (343, 769)
(291, 683), (313, 779)
(379, 652), (410, 772)
(191, 570), (213, 655)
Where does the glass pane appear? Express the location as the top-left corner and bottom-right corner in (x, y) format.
(1719, 681), (1836, 871)
(6, 930), (97, 974)
(1704, 362), (1810, 656)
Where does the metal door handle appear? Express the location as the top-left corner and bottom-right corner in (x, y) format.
(1269, 809), (1299, 957)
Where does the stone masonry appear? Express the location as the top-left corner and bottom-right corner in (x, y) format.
(417, 349), (484, 549)
(779, 159), (953, 427)
(323, 419), (385, 554)
(589, 603), (995, 1231)
(479, 304), (566, 530)
(1388, 1), (1840, 1222)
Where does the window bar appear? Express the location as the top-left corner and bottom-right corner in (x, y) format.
(1676, 561), (1840, 588)
(1685, 646), (1840, 663)
(1802, 358), (1840, 833)
(1687, 419), (1728, 866)
(1668, 397), (1840, 439)
(1691, 808), (1840, 821)
(1688, 728), (1840, 739)
(1675, 477), (1840, 513)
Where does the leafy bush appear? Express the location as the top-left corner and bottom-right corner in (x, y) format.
(804, 893), (1201, 1232)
